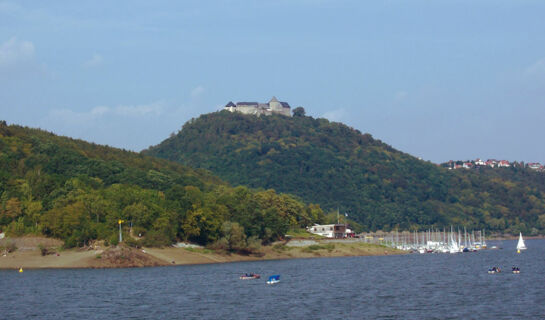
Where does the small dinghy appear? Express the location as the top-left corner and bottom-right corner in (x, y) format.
(266, 275), (280, 284)
(488, 266), (501, 274)
(239, 273), (260, 280)
(512, 267), (520, 274)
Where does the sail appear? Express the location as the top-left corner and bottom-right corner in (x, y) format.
(449, 232), (460, 253)
(516, 232), (527, 250)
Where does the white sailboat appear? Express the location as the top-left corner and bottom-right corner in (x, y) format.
(516, 232), (527, 251)
(449, 228), (460, 254)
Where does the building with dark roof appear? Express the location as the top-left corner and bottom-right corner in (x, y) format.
(224, 97), (291, 117)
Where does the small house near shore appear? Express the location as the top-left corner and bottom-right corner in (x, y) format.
(307, 224), (354, 238)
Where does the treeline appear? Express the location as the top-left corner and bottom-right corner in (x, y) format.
(144, 111), (545, 235)
(0, 122), (324, 249)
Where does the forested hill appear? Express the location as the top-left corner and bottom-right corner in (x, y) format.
(144, 111), (545, 235)
(0, 122), (324, 248)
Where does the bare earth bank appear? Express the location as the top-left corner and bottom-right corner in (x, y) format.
(0, 237), (403, 270)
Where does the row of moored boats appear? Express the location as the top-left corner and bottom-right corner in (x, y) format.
(386, 228), (491, 254)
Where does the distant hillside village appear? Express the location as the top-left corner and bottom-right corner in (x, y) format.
(224, 96), (291, 117)
(442, 158), (544, 172)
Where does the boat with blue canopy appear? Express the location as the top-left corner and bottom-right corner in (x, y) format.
(266, 275), (280, 284)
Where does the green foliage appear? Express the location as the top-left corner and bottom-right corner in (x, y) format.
(123, 236), (141, 248)
(0, 239), (17, 253)
(292, 107), (306, 117)
(272, 243), (291, 252)
(286, 228), (323, 239)
(0, 123), (320, 247)
(302, 243), (335, 252)
(211, 221), (263, 254)
(184, 247), (212, 254)
(144, 111), (545, 234)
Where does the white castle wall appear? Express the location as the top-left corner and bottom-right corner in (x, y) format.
(224, 98), (291, 117)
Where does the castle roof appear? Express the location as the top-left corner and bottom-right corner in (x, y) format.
(269, 96), (279, 103)
(236, 102), (258, 106)
(280, 102), (290, 108)
(225, 101), (236, 108)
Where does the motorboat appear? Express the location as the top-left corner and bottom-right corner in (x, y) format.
(512, 267), (520, 274)
(240, 273), (260, 280)
(266, 275), (280, 284)
(488, 267), (501, 274)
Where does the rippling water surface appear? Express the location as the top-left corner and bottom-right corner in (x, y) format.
(3, 239), (545, 319)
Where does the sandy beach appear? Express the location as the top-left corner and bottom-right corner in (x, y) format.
(0, 237), (403, 269)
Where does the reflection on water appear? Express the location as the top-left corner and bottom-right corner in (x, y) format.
(2, 239), (545, 319)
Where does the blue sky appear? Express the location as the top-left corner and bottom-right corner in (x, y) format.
(1, 0), (545, 163)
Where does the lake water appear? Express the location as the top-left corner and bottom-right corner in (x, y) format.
(2, 239), (545, 319)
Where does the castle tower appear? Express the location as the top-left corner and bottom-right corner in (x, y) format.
(269, 96), (283, 113)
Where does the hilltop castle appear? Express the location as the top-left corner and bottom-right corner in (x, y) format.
(224, 97), (291, 117)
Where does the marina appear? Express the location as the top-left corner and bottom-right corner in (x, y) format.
(362, 228), (492, 253)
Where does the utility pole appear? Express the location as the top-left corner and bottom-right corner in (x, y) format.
(118, 219), (124, 243)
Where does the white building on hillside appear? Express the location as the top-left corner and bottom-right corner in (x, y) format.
(224, 97), (291, 117)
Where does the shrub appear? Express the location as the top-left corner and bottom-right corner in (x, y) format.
(38, 243), (48, 256)
(140, 231), (170, 247)
(123, 236), (141, 248)
(0, 239), (17, 253)
(208, 238), (229, 251)
(246, 236), (262, 253)
(303, 243), (335, 253)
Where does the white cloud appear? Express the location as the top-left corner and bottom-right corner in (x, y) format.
(394, 90), (408, 102)
(0, 37), (35, 68)
(191, 85), (205, 98)
(321, 108), (346, 122)
(114, 102), (165, 116)
(525, 57), (545, 76)
(83, 53), (103, 68)
(39, 99), (202, 151)
(90, 106), (109, 116)
(51, 101), (166, 121)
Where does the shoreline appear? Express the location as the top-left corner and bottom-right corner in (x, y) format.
(0, 239), (404, 270)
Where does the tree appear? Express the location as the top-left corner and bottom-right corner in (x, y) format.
(292, 107), (306, 117)
(222, 221), (247, 252)
(3, 198), (22, 220)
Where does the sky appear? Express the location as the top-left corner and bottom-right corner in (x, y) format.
(1, 0), (545, 164)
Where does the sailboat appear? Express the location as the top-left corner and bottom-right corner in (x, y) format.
(516, 232), (526, 251)
(449, 228), (460, 254)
